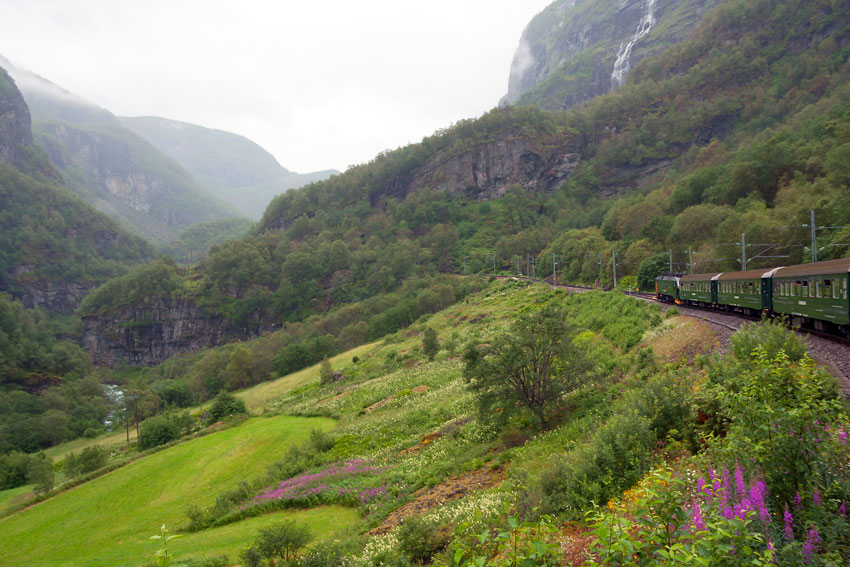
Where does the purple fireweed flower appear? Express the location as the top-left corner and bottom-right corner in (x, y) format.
(839, 502), (847, 518)
(734, 465), (746, 501)
(784, 508), (794, 541)
(801, 526), (819, 563)
(813, 490), (822, 507)
(690, 502), (706, 532)
(839, 430), (848, 444)
(749, 481), (770, 525)
(794, 493), (802, 509)
(722, 506), (735, 520)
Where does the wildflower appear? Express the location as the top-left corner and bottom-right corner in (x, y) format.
(838, 502), (846, 518)
(734, 465), (746, 501)
(812, 490), (822, 507)
(801, 526), (819, 563)
(690, 502), (706, 532)
(784, 508), (794, 541)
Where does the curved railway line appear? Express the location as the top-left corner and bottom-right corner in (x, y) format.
(490, 274), (850, 398)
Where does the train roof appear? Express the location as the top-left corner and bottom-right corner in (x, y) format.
(679, 272), (723, 282)
(715, 268), (782, 281)
(773, 257), (850, 278)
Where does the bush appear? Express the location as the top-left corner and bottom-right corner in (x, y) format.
(731, 319), (807, 363)
(540, 412), (655, 518)
(629, 372), (692, 442)
(64, 445), (108, 478)
(206, 390), (247, 425)
(255, 520), (313, 564)
(397, 515), (448, 564)
(422, 327), (439, 362)
(0, 451), (32, 489)
(139, 414), (181, 450)
(296, 543), (354, 567)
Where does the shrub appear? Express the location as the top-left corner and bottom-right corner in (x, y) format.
(239, 546), (262, 567)
(139, 414), (181, 450)
(64, 445), (108, 478)
(629, 372), (692, 442)
(0, 451), (33, 489)
(206, 390), (247, 425)
(397, 515), (448, 564)
(319, 358), (334, 385)
(540, 412), (655, 517)
(422, 327), (439, 362)
(255, 520), (312, 564)
(731, 319), (807, 363)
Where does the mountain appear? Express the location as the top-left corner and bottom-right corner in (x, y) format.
(119, 116), (337, 220)
(504, 0), (720, 110)
(0, 56), (241, 243)
(80, 0), (850, 366)
(0, 66), (152, 313)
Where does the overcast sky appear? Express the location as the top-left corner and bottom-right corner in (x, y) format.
(0, 0), (551, 173)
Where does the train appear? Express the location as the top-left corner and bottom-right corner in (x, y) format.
(655, 257), (850, 336)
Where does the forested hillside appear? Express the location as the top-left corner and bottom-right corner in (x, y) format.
(80, 0), (850, 366)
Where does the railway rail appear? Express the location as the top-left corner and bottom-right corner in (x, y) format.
(488, 274), (850, 396)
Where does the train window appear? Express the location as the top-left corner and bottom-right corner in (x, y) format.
(825, 279), (832, 298)
(795, 281), (802, 296)
(802, 280), (809, 297)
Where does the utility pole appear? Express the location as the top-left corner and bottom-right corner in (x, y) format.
(613, 251), (618, 288)
(492, 255), (496, 276)
(134, 396), (140, 441)
(552, 253), (558, 285)
(741, 234), (747, 271)
(526, 253), (530, 278)
(462, 257), (467, 274)
(125, 397), (130, 445)
(516, 255), (520, 276)
(811, 210), (817, 263)
(669, 250), (673, 272)
(531, 255), (536, 279)
(598, 253), (603, 286)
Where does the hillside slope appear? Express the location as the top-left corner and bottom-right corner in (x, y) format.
(0, 55), (240, 243)
(120, 116), (337, 220)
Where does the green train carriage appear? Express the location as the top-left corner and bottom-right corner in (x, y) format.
(771, 257), (850, 334)
(715, 268), (779, 317)
(679, 273), (720, 308)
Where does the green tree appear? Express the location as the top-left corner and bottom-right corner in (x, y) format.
(255, 520), (312, 565)
(463, 303), (592, 428)
(319, 358), (334, 385)
(422, 327), (439, 362)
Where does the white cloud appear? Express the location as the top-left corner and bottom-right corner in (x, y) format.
(0, 0), (551, 172)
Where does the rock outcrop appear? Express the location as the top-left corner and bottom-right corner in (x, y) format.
(81, 297), (271, 367)
(404, 131), (582, 201)
(504, 0), (720, 110)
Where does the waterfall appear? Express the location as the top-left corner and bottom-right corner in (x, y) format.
(611, 0), (657, 89)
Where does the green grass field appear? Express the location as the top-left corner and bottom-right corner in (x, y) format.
(0, 414), (342, 567)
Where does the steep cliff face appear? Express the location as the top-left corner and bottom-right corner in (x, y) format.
(0, 67), (33, 166)
(505, 0), (719, 110)
(81, 297), (271, 367)
(404, 131), (582, 201)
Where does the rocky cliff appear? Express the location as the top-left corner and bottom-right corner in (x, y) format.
(403, 130), (582, 201)
(0, 67), (33, 166)
(81, 297), (271, 367)
(504, 0), (719, 110)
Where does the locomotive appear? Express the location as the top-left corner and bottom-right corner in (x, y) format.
(655, 257), (850, 336)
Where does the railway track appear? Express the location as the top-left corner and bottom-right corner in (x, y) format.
(490, 275), (850, 396)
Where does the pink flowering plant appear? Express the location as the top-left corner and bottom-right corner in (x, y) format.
(585, 467), (775, 566)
